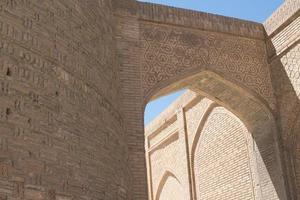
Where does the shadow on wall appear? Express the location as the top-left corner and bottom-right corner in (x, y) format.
(268, 41), (300, 200)
(189, 103), (269, 200)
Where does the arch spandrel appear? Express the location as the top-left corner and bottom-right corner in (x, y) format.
(140, 22), (276, 109)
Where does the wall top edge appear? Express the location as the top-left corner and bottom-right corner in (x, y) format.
(264, 0), (300, 36)
(137, 2), (266, 40)
(112, 0), (266, 40)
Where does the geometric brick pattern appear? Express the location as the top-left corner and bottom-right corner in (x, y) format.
(140, 22), (276, 108)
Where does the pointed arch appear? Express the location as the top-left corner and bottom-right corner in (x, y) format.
(190, 106), (262, 199)
(155, 171), (182, 200)
(145, 70), (287, 199)
(189, 102), (218, 199)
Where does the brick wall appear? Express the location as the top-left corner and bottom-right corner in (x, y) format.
(113, 0), (148, 199)
(0, 0), (129, 199)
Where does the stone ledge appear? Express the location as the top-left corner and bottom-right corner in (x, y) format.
(264, 0), (300, 36)
(138, 2), (265, 40)
(267, 16), (300, 59)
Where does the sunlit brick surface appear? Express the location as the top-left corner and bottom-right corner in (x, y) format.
(194, 107), (254, 200)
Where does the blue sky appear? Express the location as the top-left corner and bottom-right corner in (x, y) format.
(143, 0), (283, 125)
(139, 0), (283, 22)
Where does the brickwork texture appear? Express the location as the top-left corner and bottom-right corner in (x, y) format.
(146, 91), (283, 200)
(0, 0), (298, 199)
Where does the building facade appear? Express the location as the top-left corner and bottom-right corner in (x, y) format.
(0, 0), (298, 199)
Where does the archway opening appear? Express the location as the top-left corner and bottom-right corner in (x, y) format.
(144, 71), (287, 200)
(144, 90), (186, 126)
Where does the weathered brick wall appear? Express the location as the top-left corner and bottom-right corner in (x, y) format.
(0, 0), (129, 199)
(265, 0), (300, 199)
(113, 1), (148, 199)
